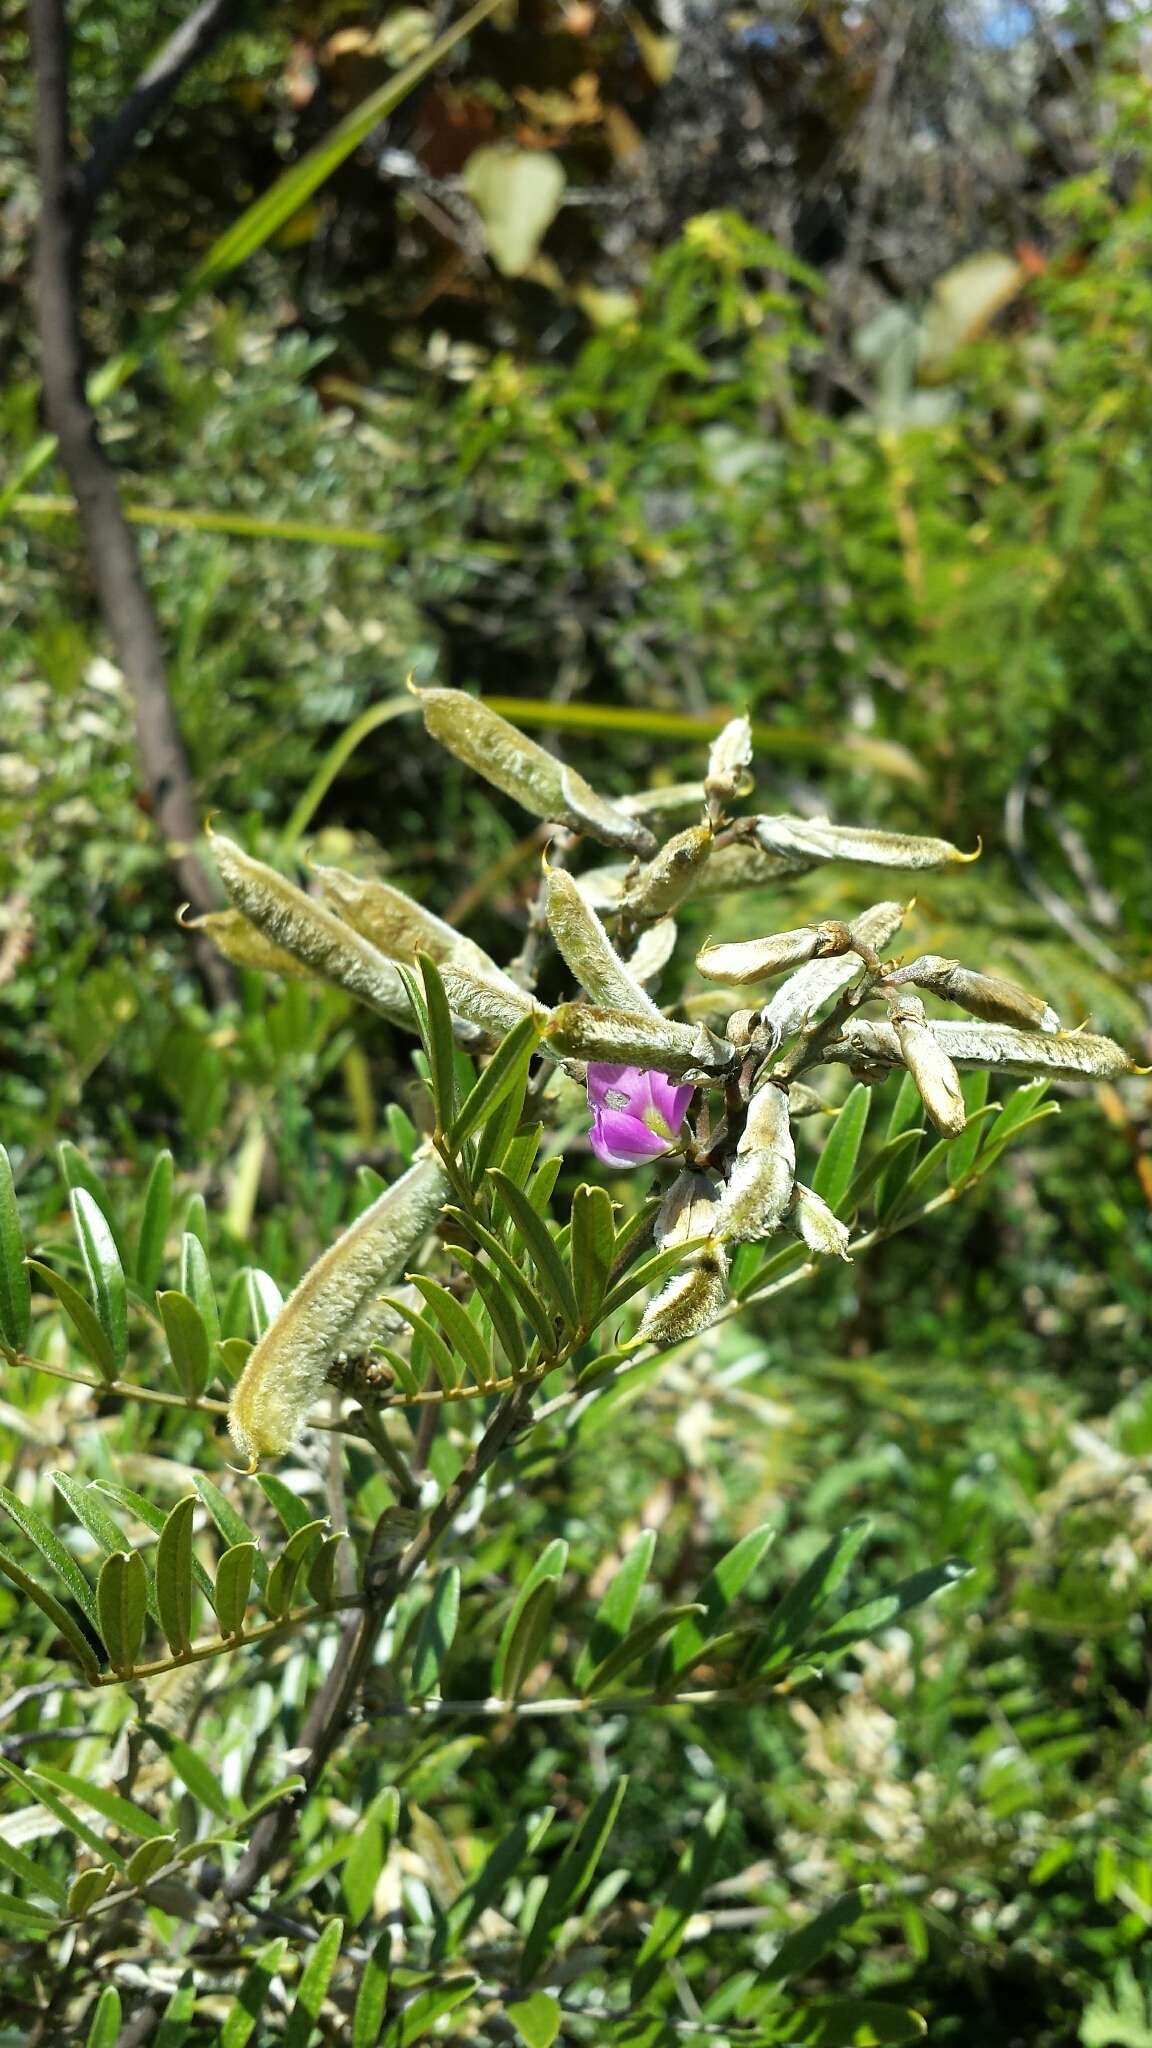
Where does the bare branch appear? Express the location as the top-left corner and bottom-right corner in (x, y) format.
(29, 0), (233, 1003)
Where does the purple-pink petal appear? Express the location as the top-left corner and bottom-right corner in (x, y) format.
(648, 1073), (694, 1131)
(589, 1108), (670, 1168)
(586, 1063), (641, 1112)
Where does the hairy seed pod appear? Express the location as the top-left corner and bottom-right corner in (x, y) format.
(754, 815), (978, 871)
(889, 994), (967, 1136)
(656, 1169), (723, 1249)
(183, 907), (311, 979)
(545, 864), (664, 1020)
(619, 825), (714, 919)
(546, 1002), (733, 1079)
(696, 921), (853, 987)
(624, 917), (678, 988)
(827, 1017), (1135, 1081)
(618, 782), (716, 820)
(788, 1083), (832, 1119)
(573, 864), (629, 911)
(704, 716), (754, 820)
(760, 901), (907, 1044)
(418, 687), (655, 857)
(211, 835), (419, 1030)
(717, 1078), (796, 1243)
(691, 839), (813, 896)
(790, 1183), (852, 1261)
(439, 965), (546, 1040)
(229, 1151), (449, 1464)
(888, 954), (1060, 1034)
(634, 1243), (729, 1349)
(313, 865), (519, 993)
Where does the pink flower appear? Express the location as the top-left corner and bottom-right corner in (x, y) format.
(586, 1065), (694, 1168)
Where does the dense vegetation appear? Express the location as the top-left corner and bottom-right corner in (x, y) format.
(2, 4), (1151, 2044)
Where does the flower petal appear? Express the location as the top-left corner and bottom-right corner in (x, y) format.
(586, 1063), (643, 1112)
(647, 1073), (694, 1134)
(589, 1107), (671, 1168)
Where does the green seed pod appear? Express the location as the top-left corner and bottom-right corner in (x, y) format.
(760, 901), (907, 1042)
(182, 907), (311, 979)
(229, 1151), (449, 1465)
(573, 863), (630, 911)
(790, 1183), (852, 1261)
(704, 715), (754, 819)
(696, 921), (852, 988)
(655, 1169), (723, 1249)
(545, 864), (664, 1020)
(788, 1084), (832, 1119)
(418, 687), (655, 857)
(619, 825), (714, 919)
(634, 1243), (729, 1349)
(618, 782), (716, 819)
(624, 917), (678, 988)
(439, 964), (546, 1040)
(754, 815), (978, 871)
(890, 955), (1060, 1034)
(717, 1078), (796, 1243)
(692, 838), (812, 896)
(313, 865), (519, 993)
(546, 1002), (733, 1079)
(828, 1017), (1135, 1082)
(889, 994), (967, 1136)
(211, 835), (418, 1030)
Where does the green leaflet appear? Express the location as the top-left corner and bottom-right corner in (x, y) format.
(214, 1542), (258, 1636)
(488, 1169), (580, 1333)
(0, 1540), (101, 1680)
(27, 1260), (116, 1382)
(631, 1793), (727, 1999)
(0, 1479), (101, 1630)
(157, 1289), (213, 1401)
(520, 1775), (629, 1980)
(53, 1471), (159, 1620)
(180, 1232), (220, 1350)
(761, 1887), (871, 1984)
(660, 1521), (777, 1682)
(342, 1787), (401, 1925)
(194, 1475), (268, 1589)
(155, 1496), (197, 1656)
(450, 1011), (542, 1150)
(352, 1931), (392, 2048)
(410, 1566), (461, 1698)
(70, 1188), (128, 1372)
(810, 1084), (871, 1211)
(134, 1149), (174, 1292)
(85, 1986), (122, 2048)
(96, 1551), (148, 1675)
(220, 1939), (289, 2048)
(574, 1531), (656, 1687)
(410, 1274), (493, 1387)
(284, 1917), (345, 2048)
(494, 1539), (568, 1697)
(569, 1183), (616, 1329)
(585, 1603), (703, 1696)
(752, 1520), (873, 1676)
(500, 1578), (558, 1701)
(31, 1765), (169, 1842)
(0, 1756), (124, 1866)
(0, 1144), (30, 1351)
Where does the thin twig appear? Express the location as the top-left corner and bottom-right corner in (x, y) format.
(79, 0), (255, 213)
(221, 1384), (535, 1903)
